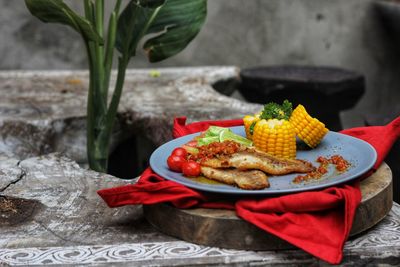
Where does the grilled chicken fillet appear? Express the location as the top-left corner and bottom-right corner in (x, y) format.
(201, 166), (269, 190)
(201, 148), (314, 175)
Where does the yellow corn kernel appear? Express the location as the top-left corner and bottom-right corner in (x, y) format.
(290, 104), (328, 148)
(243, 115), (260, 140)
(253, 119), (296, 159)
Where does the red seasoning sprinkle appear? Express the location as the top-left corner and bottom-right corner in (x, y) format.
(293, 154), (350, 183)
(330, 155), (350, 172)
(190, 140), (241, 162)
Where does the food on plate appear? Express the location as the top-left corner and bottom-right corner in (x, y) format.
(167, 154), (186, 172)
(167, 147), (197, 173)
(245, 100), (296, 158)
(243, 100), (329, 158)
(190, 140), (241, 161)
(165, 101), (336, 190)
(327, 155), (351, 172)
(181, 140), (199, 155)
(253, 118), (296, 159)
(187, 139), (312, 190)
(200, 147), (314, 175)
(165, 140), (274, 190)
(289, 104), (329, 148)
(243, 114), (260, 141)
(293, 155), (350, 183)
(196, 126), (253, 147)
(182, 161), (201, 177)
(201, 166), (269, 190)
(171, 147), (188, 158)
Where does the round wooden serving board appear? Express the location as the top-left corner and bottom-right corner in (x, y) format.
(143, 163), (393, 250)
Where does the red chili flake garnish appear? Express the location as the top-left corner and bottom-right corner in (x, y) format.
(317, 165), (328, 174)
(316, 156), (329, 164)
(330, 155), (350, 172)
(293, 154), (350, 183)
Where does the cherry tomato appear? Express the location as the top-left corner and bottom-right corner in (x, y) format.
(182, 161), (201, 177)
(167, 155), (186, 172)
(185, 140), (198, 147)
(171, 147), (188, 158)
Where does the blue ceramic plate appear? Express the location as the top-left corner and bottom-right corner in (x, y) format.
(149, 126), (377, 195)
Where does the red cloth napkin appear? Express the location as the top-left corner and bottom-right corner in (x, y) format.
(98, 116), (400, 264)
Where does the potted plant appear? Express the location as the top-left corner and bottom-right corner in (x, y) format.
(25, 0), (207, 172)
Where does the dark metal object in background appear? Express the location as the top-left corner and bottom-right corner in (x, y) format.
(239, 65), (365, 131)
(212, 78), (239, 96)
(375, 0), (400, 45)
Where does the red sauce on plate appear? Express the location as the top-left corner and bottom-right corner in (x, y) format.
(190, 140), (240, 162)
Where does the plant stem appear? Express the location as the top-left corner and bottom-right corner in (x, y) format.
(103, 0), (122, 110)
(95, 0), (104, 38)
(84, 0), (109, 172)
(84, 0), (97, 170)
(98, 56), (129, 151)
(94, 0), (106, 113)
(84, 0), (126, 172)
(103, 11), (117, 97)
(92, 0), (163, 172)
(114, 0), (122, 13)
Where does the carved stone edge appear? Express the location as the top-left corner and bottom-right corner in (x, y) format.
(0, 203), (399, 266)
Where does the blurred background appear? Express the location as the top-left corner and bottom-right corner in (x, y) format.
(1, 0), (400, 129)
(1, 0), (399, 202)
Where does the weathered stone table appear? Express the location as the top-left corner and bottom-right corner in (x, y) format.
(0, 68), (399, 266)
(0, 154), (399, 266)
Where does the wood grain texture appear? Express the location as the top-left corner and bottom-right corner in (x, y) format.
(144, 163), (392, 250)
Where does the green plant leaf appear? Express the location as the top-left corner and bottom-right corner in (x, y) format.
(141, 0), (167, 8)
(116, 0), (207, 62)
(144, 0), (207, 62)
(25, 0), (102, 43)
(116, 0), (166, 58)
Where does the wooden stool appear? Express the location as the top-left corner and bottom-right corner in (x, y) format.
(239, 65), (365, 131)
(144, 163), (392, 250)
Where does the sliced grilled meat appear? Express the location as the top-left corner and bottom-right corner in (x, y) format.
(201, 148), (314, 175)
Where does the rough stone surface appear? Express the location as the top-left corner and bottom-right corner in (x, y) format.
(0, 153), (399, 266)
(0, 68), (261, 164)
(0, 156), (21, 192)
(0, 153), (172, 249)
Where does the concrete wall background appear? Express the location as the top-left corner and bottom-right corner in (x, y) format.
(1, 0), (399, 127)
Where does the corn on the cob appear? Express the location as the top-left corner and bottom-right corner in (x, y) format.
(290, 104), (328, 148)
(253, 118), (296, 159)
(243, 114), (260, 140)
